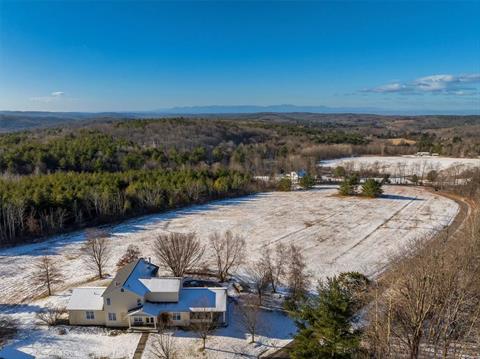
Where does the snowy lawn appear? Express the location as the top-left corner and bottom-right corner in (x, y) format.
(142, 301), (296, 359)
(321, 155), (480, 177)
(0, 185), (459, 358)
(0, 292), (140, 359)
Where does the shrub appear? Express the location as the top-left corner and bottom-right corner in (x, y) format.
(338, 174), (359, 196)
(361, 178), (383, 198)
(411, 174), (419, 185)
(333, 166), (346, 178)
(277, 178), (292, 191)
(299, 174), (316, 190)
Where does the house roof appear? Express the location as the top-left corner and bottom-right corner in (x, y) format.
(103, 258), (158, 297)
(128, 287), (227, 316)
(67, 287), (106, 311)
(0, 347), (35, 359)
(139, 278), (181, 293)
(122, 259), (161, 296)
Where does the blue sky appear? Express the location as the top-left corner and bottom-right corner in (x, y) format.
(0, 1), (479, 113)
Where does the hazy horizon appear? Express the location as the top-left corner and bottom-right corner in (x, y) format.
(1, 104), (479, 116)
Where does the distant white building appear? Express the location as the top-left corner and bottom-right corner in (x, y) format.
(67, 258), (227, 330)
(253, 175), (271, 182)
(285, 169), (307, 184)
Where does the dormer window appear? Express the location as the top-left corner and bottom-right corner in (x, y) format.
(106, 298), (111, 305)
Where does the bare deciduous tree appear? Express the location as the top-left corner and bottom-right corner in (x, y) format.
(116, 244), (142, 269)
(36, 306), (67, 326)
(248, 260), (270, 305)
(287, 244), (310, 301)
(238, 295), (262, 343)
(154, 232), (204, 277)
(82, 229), (112, 279)
(149, 331), (179, 359)
(191, 297), (216, 351)
(366, 214), (480, 358)
(261, 243), (287, 293)
(33, 255), (63, 296)
(209, 230), (245, 282)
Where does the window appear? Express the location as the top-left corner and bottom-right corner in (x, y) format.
(190, 312), (211, 320)
(85, 311), (95, 320)
(120, 288), (124, 292)
(108, 312), (117, 321)
(172, 313), (181, 321)
(137, 298), (142, 306)
(133, 316), (143, 324)
(106, 298), (111, 305)
(145, 317), (154, 324)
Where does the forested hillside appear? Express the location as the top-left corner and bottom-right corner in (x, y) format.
(1, 116), (479, 246)
(0, 118), (368, 245)
(0, 118), (368, 176)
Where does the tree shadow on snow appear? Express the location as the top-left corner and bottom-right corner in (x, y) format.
(0, 193), (266, 257)
(379, 194), (424, 201)
(0, 303), (43, 315)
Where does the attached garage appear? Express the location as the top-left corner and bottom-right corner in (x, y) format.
(67, 287), (106, 326)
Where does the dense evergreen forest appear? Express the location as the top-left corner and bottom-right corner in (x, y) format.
(0, 168), (252, 244)
(1, 116), (479, 246)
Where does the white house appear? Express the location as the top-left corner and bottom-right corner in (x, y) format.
(285, 169), (307, 184)
(67, 258), (227, 330)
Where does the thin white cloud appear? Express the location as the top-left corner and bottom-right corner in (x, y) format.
(364, 73), (480, 95)
(365, 83), (409, 93)
(30, 91), (66, 103)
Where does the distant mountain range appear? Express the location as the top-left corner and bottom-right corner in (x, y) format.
(152, 104), (479, 115)
(1, 105), (479, 132)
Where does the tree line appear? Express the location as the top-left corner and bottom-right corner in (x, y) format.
(0, 168), (255, 245)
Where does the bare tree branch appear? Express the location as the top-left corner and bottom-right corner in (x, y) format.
(149, 330), (179, 359)
(154, 232), (204, 277)
(209, 230), (245, 282)
(238, 295), (263, 343)
(33, 255), (63, 296)
(116, 244), (142, 269)
(82, 229), (112, 279)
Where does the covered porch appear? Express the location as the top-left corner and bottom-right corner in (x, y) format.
(127, 309), (159, 331)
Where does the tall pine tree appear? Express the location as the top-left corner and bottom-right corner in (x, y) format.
(291, 276), (361, 358)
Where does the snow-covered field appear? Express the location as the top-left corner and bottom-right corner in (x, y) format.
(0, 185), (459, 358)
(321, 155), (480, 177)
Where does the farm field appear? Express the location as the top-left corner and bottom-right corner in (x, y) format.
(0, 185), (459, 303)
(0, 185), (460, 358)
(321, 155), (480, 177)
